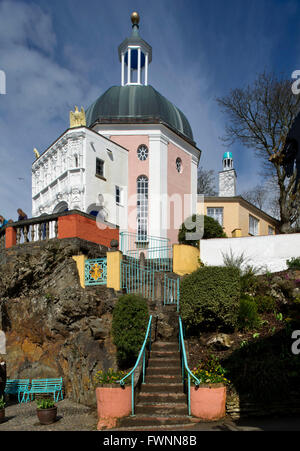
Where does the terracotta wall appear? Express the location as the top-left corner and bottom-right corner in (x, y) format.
(58, 214), (119, 248)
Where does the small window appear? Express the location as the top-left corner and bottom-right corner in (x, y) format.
(249, 215), (259, 236)
(137, 145), (148, 161)
(96, 158), (104, 178)
(207, 207), (223, 226)
(176, 157), (182, 173)
(115, 186), (123, 205)
(268, 226), (274, 235)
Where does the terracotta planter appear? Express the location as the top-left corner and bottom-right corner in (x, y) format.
(190, 383), (226, 421)
(96, 385), (131, 429)
(0, 408), (5, 423)
(36, 406), (57, 425)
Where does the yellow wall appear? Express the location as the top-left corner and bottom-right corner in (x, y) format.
(200, 200), (239, 238)
(238, 203), (275, 237)
(106, 251), (122, 291)
(72, 255), (86, 288)
(173, 244), (200, 276)
(198, 199), (277, 238)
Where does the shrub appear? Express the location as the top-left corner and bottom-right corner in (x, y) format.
(112, 294), (149, 368)
(36, 398), (55, 409)
(254, 295), (276, 313)
(0, 396), (5, 409)
(238, 297), (260, 330)
(287, 257), (300, 270)
(178, 214), (226, 248)
(93, 368), (129, 386)
(180, 266), (240, 331)
(191, 355), (230, 385)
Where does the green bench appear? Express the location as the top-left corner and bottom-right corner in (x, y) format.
(23, 378), (63, 403)
(5, 379), (30, 403)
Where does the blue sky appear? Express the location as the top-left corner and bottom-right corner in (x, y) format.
(0, 0), (300, 220)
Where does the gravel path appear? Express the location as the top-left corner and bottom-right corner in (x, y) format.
(0, 398), (98, 431)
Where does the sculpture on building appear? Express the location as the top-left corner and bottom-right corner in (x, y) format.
(70, 106), (86, 128)
(34, 148), (40, 159)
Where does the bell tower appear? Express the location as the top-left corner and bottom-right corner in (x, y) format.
(219, 151), (237, 197)
(118, 12), (152, 86)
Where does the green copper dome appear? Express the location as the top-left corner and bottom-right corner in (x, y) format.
(85, 85), (194, 142)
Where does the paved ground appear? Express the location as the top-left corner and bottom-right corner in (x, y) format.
(0, 398), (98, 431)
(1, 399), (300, 431)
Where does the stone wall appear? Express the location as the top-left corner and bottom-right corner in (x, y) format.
(0, 240), (119, 406)
(226, 389), (300, 419)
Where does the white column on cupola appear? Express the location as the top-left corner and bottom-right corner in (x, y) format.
(127, 47), (131, 84)
(118, 12), (152, 87)
(145, 52), (148, 86)
(121, 52), (125, 86)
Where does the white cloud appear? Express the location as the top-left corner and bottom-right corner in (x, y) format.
(0, 1), (99, 220)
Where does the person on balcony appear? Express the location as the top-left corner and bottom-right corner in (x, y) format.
(17, 209), (29, 242)
(0, 216), (8, 229)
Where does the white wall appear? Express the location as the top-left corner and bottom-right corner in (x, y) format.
(200, 233), (300, 273)
(85, 129), (128, 230)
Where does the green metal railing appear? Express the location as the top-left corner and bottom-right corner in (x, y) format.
(164, 274), (180, 311)
(120, 231), (170, 252)
(178, 316), (201, 416)
(116, 315), (152, 415)
(121, 260), (155, 300)
(126, 246), (172, 272)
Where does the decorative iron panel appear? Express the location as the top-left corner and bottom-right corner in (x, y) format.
(85, 258), (107, 286)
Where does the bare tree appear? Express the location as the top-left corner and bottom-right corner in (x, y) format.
(241, 184), (268, 210)
(197, 167), (217, 195)
(217, 72), (300, 233)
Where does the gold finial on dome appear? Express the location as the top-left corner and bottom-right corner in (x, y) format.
(131, 11), (140, 26)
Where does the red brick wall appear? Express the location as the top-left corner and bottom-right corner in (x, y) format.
(58, 214), (119, 248)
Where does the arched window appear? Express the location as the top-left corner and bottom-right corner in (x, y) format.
(137, 175), (148, 242)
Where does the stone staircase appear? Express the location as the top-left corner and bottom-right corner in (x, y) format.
(115, 340), (197, 430)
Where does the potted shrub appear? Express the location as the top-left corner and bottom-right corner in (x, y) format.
(36, 398), (57, 425)
(0, 396), (5, 423)
(190, 355), (229, 421)
(94, 368), (131, 430)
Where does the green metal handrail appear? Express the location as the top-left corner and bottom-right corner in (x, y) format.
(116, 315), (152, 415)
(178, 316), (201, 416)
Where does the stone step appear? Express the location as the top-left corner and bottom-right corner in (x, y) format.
(138, 392), (186, 404)
(148, 358), (180, 368)
(147, 366), (181, 376)
(152, 342), (179, 352)
(150, 350), (180, 359)
(135, 402), (188, 416)
(145, 374), (182, 384)
(118, 415), (193, 428)
(142, 383), (183, 394)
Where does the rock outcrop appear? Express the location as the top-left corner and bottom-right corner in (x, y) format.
(0, 241), (119, 406)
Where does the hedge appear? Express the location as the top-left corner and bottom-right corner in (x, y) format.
(178, 214), (226, 248)
(180, 266), (240, 331)
(112, 294), (149, 368)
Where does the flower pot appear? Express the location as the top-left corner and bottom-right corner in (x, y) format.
(0, 408), (5, 423)
(96, 385), (131, 429)
(190, 383), (226, 421)
(36, 406), (57, 425)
